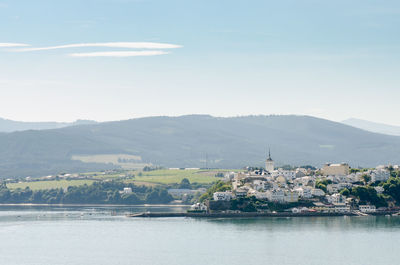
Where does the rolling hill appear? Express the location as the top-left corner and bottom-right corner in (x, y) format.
(342, 118), (400, 136)
(0, 115), (400, 177)
(0, 117), (97, 133)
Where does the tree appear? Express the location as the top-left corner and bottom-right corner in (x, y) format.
(199, 181), (232, 202)
(362, 174), (371, 184)
(315, 179), (331, 192)
(300, 165), (316, 170)
(340, 188), (350, 196)
(316, 183), (327, 192)
(382, 177), (400, 203)
(179, 178), (191, 189)
(351, 186), (386, 207)
(121, 193), (140, 204)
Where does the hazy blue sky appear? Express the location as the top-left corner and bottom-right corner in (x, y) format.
(1, 0), (400, 124)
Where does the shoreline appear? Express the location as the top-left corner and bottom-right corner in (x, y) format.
(127, 211), (399, 218)
(0, 203), (191, 208)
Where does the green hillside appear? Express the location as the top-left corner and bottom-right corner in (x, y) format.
(0, 115), (400, 177)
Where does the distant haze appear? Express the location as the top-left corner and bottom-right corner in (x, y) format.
(342, 118), (400, 136)
(0, 118), (97, 133)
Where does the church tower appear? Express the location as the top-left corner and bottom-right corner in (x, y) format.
(265, 149), (274, 172)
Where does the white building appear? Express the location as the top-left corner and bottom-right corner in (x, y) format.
(123, 187), (132, 194)
(327, 184), (340, 193)
(224, 172), (237, 182)
(370, 170), (390, 183)
(346, 173), (362, 183)
(254, 191), (269, 200)
(190, 203), (207, 211)
(213, 191), (234, 201)
(333, 203), (351, 213)
(291, 207), (309, 213)
(266, 189), (285, 203)
(359, 205), (376, 213)
(294, 187), (312, 199)
(284, 190), (299, 203)
(327, 183), (352, 194)
(326, 193), (346, 204)
(293, 176), (315, 187)
(265, 150), (274, 172)
(295, 168), (308, 178)
(235, 189), (248, 198)
(311, 188), (325, 197)
(271, 169), (296, 181)
(252, 180), (268, 191)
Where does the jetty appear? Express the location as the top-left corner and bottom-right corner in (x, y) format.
(127, 210), (400, 218)
(127, 211), (356, 218)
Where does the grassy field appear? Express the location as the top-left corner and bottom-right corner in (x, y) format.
(7, 179), (95, 191)
(132, 169), (233, 184)
(82, 172), (126, 180)
(6, 169), (235, 190)
(71, 154), (149, 169)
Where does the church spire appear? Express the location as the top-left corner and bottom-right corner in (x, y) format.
(265, 147), (274, 172)
(267, 148), (273, 161)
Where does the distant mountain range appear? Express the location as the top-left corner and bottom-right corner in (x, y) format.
(0, 115), (400, 178)
(342, 118), (400, 136)
(0, 118), (97, 133)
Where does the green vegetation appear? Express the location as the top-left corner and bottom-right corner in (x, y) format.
(72, 154), (148, 170)
(179, 178), (191, 189)
(7, 180), (94, 191)
(351, 186), (387, 207)
(301, 165), (317, 170)
(382, 177), (400, 202)
(315, 179), (332, 192)
(0, 168), (232, 205)
(361, 174), (371, 184)
(0, 181), (173, 204)
(3, 115), (400, 178)
(210, 196), (313, 213)
(199, 181), (232, 202)
(133, 169), (227, 185)
(350, 168), (371, 174)
(348, 176), (400, 207)
(340, 188), (350, 196)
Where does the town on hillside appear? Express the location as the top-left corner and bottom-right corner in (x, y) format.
(190, 151), (400, 216)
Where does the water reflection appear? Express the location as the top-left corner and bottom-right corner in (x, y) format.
(1, 205), (400, 232)
(0, 205), (190, 222)
(202, 215), (400, 232)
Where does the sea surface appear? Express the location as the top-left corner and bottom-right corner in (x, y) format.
(0, 205), (399, 265)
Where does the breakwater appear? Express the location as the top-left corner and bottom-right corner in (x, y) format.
(128, 212), (354, 218)
(127, 211), (399, 218)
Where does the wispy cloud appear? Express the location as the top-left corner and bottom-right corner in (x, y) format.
(2, 41), (181, 58)
(69, 50), (169, 57)
(17, 42), (182, 52)
(0, 43), (30, 48)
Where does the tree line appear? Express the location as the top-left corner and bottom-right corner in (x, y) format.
(0, 181), (173, 204)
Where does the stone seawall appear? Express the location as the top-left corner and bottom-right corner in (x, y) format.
(127, 212), (355, 218)
(127, 211), (399, 218)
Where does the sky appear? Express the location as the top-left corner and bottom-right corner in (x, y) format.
(1, 0), (400, 124)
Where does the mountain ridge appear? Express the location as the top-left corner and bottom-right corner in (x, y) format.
(0, 114), (399, 178)
(342, 118), (400, 136)
(0, 117), (97, 133)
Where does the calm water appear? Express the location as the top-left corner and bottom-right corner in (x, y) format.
(0, 206), (399, 265)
